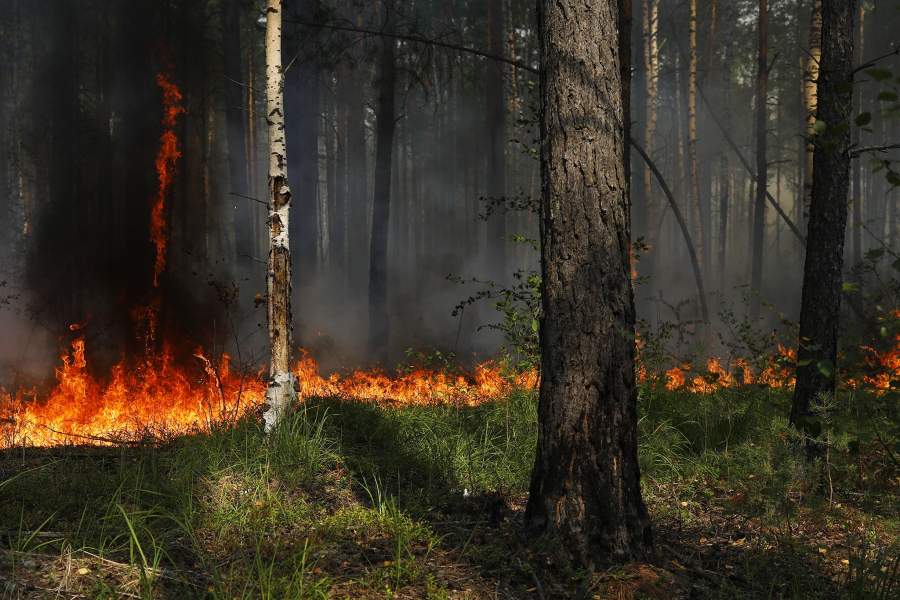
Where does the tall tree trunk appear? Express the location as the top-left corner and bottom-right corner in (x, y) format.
(802, 0), (823, 222)
(285, 0), (320, 333)
(368, 7), (397, 362)
(263, 0), (297, 433)
(485, 0), (507, 282)
(526, 0), (652, 565)
(851, 2), (864, 267)
(642, 0), (659, 286)
(750, 0), (769, 320)
(224, 0), (252, 266)
(718, 42), (733, 299)
(687, 0), (705, 275)
(791, 0), (856, 445)
(346, 24), (369, 296)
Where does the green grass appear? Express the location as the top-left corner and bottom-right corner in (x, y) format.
(0, 385), (896, 598)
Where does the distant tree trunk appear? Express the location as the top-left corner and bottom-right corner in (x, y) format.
(346, 23), (369, 295)
(246, 42), (261, 256)
(642, 0), (659, 284)
(485, 0), (507, 282)
(263, 0), (297, 433)
(325, 88), (341, 274)
(526, 0), (652, 565)
(750, 0), (769, 320)
(802, 0), (823, 221)
(851, 2), (864, 267)
(285, 0), (320, 329)
(718, 43), (733, 298)
(224, 0), (252, 266)
(791, 0), (856, 445)
(368, 8), (397, 362)
(687, 0), (705, 275)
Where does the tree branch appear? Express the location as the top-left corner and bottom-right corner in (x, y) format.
(286, 18), (538, 74)
(850, 143), (900, 157)
(630, 139), (710, 323)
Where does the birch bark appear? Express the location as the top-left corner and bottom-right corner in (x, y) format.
(263, 0), (297, 432)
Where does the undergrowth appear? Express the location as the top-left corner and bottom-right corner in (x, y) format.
(0, 385), (896, 598)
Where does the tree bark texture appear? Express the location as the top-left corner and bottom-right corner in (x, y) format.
(264, 0), (297, 432)
(802, 0), (823, 221)
(687, 0), (705, 275)
(526, 0), (652, 566)
(791, 0), (856, 437)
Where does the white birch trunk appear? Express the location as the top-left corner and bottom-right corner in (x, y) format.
(263, 0), (297, 432)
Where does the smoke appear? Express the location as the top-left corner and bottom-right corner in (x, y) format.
(1, 0), (898, 387)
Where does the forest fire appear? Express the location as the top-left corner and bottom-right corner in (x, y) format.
(150, 72), (186, 289)
(0, 334), (538, 448)
(1, 333), (895, 448)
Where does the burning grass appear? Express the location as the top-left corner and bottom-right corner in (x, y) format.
(1, 387), (896, 598)
(2, 326), (898, 448)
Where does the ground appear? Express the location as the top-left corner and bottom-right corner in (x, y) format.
(1, 386), (897, 599)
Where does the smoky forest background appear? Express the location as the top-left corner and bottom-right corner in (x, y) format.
(0, 0), (899, 598)
(1, 0), (894, 376)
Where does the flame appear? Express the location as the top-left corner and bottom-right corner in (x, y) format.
(2, 330), (896, 447)
(150, 72), (185, 288)
(0, 336), (537, 448)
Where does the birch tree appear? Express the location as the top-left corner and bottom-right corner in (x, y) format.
(263, 0), (297, 432)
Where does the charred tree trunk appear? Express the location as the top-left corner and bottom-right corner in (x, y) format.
(791, 0), (856, 446)
(485, 0), (507, 282)
(368, 11), (397, 362)
(263, 0), (297, 433)
(526, 0), (652, 565)
(750, 0), (769, 320)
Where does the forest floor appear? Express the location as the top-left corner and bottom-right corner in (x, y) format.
(0, 386), (897, 599)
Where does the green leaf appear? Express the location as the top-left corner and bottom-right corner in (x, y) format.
(877, 91), (899, 102)
(812, 119), (828, 135)
(842, 281), (859, 293)
(866, 67), (893, 81)
(531, 319), (539, 333)
(855, 112), (872, 126)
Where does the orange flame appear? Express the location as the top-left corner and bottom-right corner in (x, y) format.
(150, 72), (185, 288)
(0, 336), (538, 448)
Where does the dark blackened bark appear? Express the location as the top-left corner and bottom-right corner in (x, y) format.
(485, 0), (506, 281)
(223, 0), (252, 265)
(750, 0), (768, 321)
(791, 0), (856, 439)
(526, 0), (652, 565)
(368, 26), (397, 362)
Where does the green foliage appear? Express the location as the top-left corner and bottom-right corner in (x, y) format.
(452, 268), (542, 370)
(1, 384), (897, 597)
